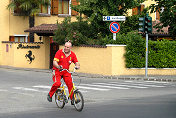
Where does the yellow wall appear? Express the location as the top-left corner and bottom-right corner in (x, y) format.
(0, 0), (10, 64)
(60, 45), (112, 75)
(1, 40), (175, 76)
(1, 37), (50, 69)
(60, 45), (176, 76)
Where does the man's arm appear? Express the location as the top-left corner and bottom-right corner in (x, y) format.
(75, 62), (80, 69)
(53, 61), (62, 70)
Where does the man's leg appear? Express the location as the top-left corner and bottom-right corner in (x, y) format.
(63, 73), (73, 100)
(47, 72), (61, 102)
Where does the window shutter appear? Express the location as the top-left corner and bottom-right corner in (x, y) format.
(28, 36), (30, 42)
(51, 0), (58, 15)
(132, 7), (138, 15)
(141, 4), (144, 12)
(71, 0), (78, 16)
(9, 36), (15, 42)
(156, 9), (160, 20)
(14, 3), (21, 14)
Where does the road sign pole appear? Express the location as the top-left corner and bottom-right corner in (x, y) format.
(113, 33), (116, 40)
(145, 33), (148, 77)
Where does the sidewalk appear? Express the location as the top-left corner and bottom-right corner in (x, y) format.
(0, 65), (176, 82)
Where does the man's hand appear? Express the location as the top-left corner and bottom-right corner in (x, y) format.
(57, 65), (63, 71)
(75, 66), (79, 70)
(75, 62), (80, 70)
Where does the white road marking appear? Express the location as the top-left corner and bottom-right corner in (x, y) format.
(12, 87), (48, 93)
(75, 86), (110, 91)
(81, 84), (129, 89)
(125, 81), (169, 84)
(33, 85), (51, 89)
(93, 83), (148, 89)
(13, 87), (39, 92)
(0, 89), (8, 92)
(109, 82), (165, 87)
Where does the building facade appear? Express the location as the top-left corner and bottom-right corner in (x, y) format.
(0, 0), (78, 69)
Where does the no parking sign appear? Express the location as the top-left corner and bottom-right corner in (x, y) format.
(109, 22), (120, 40)
(109, 22), (120, 33)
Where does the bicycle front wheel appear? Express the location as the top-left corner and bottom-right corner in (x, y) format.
(73, 90), (84, 112)
(55, 89), (65, 109)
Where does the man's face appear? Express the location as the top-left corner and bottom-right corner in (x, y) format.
(64, 42), (72, 53)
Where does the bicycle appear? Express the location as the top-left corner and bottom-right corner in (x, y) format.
(54, 68), (84, 112)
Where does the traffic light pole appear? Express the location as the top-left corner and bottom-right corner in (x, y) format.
(145, 33), (148, 77)
(139, 14), (152, 78)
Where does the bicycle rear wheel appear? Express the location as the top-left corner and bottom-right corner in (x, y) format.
(55, 89), (65, 109)
(72, 90), (84, 112)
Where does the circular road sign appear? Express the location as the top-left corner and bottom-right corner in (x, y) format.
(109, 22), (120, 33)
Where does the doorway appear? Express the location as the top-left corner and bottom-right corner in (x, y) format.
(50, 43), (59, 69)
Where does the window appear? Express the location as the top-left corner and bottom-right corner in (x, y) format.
(40, 5), (49, 14)
(132, 4), (145, 15)
(14, 37), (25, 42)
(13, 2), (21, 14)
(10, 35), (28, 42)
(51, 0), (78, 16)
(58, 0), (69, 14)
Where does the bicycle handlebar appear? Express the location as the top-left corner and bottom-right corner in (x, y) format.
(59, 67), (77, 73)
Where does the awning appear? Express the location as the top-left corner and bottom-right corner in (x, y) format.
(24, 24), (58, 36)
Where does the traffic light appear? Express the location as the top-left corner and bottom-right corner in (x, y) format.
(139, 17), (145, 32)
(144, 16), (152, 33)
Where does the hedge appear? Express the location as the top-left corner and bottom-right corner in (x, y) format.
(125, 39), (176, 68)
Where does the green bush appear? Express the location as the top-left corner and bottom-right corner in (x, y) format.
(148, 40), (176, 68)
(124, 34), (145, 68)
(125, 39), (176, 68)
(54, 17), (98, 46)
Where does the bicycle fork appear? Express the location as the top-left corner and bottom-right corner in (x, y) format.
(60, 86), (68, 103)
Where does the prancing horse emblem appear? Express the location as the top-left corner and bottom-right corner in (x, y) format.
(25, 50), (35, 64)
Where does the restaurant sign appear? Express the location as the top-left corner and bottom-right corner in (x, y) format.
(17, 44), (40, 49)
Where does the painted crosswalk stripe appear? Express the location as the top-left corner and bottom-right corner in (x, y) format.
(132, 84), (165, 87)
(13, 87), (40, 92)
(124, 81), (169, 84)
(109, 82), (165, 87)
(92, 83), (148, 89)
(0, 89), (8, 92)
(75, 86), (110, 91)
(81, 84), (129, 89)
(33, 85), (51, 89)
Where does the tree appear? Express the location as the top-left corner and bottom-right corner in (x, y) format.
(7, 0), (50, 42)
(150, 0), (176, 39)
(71, 0), (145, 36)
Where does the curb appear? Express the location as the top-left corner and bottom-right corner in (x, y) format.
(0, 66), (176, 82)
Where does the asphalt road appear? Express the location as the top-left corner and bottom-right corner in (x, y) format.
(0, 68), (176, 118)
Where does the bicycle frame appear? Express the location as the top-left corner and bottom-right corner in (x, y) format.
(58, 82), (75, 99)
(57, 68), (76, 100)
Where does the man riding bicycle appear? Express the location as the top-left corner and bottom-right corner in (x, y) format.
(47, 41), (80, 104)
